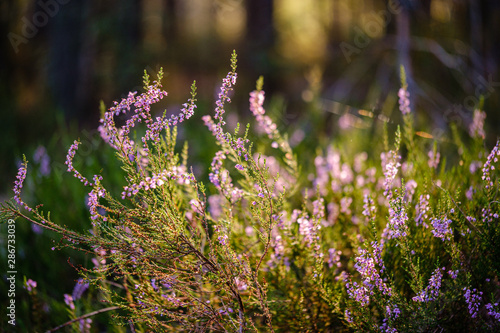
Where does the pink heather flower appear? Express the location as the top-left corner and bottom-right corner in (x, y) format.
(214, 225), (228, 246)
(98, 74), (196, 160)
(428, 150), (440, 169)
(347, 244), (391, 306)
(64, 294), (75, 310)
(345, 309), (354, 323)
(398, 87), (411, 115)
(249, 90), (279, 140)
(312, 198), (325, 221)
(72, 278), (89, 300)
(482, 140), (500, 190)
(346, 280), (370, 306)
(327, 248), (342, 268)
(466, 186), (474, 200)
(340, 197), (352, 216)
(207, 151), (243, 202)
(381, 151), (401, 200)
(208, 195), (223, 220)
(297, 216), (317, 247)
(13, 160), (32, 212)
(413, 267), (445, 302)
(273, 235), (285, 260)
(404, 179), (417, 202)
(121, 168), (195, 199)
(362, 194), (377, 222)
(386, 304), (400, 320)
(469, 161), (483, 174)
(79, 319), (92, 332)
(234, 277), (248, 291)
(486, 303), (500, 322)
(463, 287), (482, 318)
(415, 194), (430, 228)
(387, 195), (409, 239)
(66, 140), (92, 187)
(469, 109), (486, 139)
(189, 199), (205, 214)
(448, 270), (459, 279)
(212, 71), (237, 142)
(25, 279), (37, 292)
(33, 145), (51, 176)
(430, 216), (453, 241)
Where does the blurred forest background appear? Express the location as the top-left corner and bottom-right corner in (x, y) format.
(1, 0), (500, 194)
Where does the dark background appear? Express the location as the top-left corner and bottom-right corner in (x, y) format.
(2, 0), (500, 194)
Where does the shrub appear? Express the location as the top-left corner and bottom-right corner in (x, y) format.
(2, 52), (500, 332)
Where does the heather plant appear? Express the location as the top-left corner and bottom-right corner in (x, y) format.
(2, 52), (500, 332)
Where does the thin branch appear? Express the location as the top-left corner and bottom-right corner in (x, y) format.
(46, 306), (120, 333)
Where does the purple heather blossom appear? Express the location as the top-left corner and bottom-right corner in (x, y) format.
(25, 279), (37, 292)
(64, 294), (75, 310)
(482, 140), (500, 190)
(88, 176), (106, 224)
(312, 198), (325, 221)
(33, 145), (51, 176)
(345, 309), (354, 323)
(486, 303), (500, 322)
(404, 179), (417, 203)
(273, 235), (285, 260)
(430, 217), (453, 241)
(469, 109), (486, 139)
(215, 226), (228, 246)
(121, 168), (195, 199)
(448, 270), (459, 279)
(340, 197), (352, 215)
(346, 280), (370, 306)
(66, 140), (92, 187)
(413, 267), (445, 302)
(327, 248), (342, 269)
(207, 151), (243, 202)
(386, 304), (401, 320)
(428, 150), (440, 169)
(387, 195), (409, 239)
(469, 160), (483, 174)
(354, 152), (368, 173)
(79, 319), (92, 332)
(347, 244), (391, 307)
(466, 186), (474, 200)
(381, 151), (401, 200)
(254, 154), (295, 195)
(415, 194), (430, 228)
(249, 90), (279, 140)
(297, 216), (317, 247)
(72, 278), (89, 300)
(13, 160), (32, 212)
(398, 87), (411, 115)
(463, 287), (483, 318)
(209, 71), (238, 143)
(98, 75), (196, 160)
(208, 195), (223, 220)
(325, 202), (339, 227)
(189, 199), (205, 214)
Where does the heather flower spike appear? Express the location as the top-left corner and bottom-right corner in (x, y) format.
(398, 65), (411, 115)
(13, 157), (32, 212)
